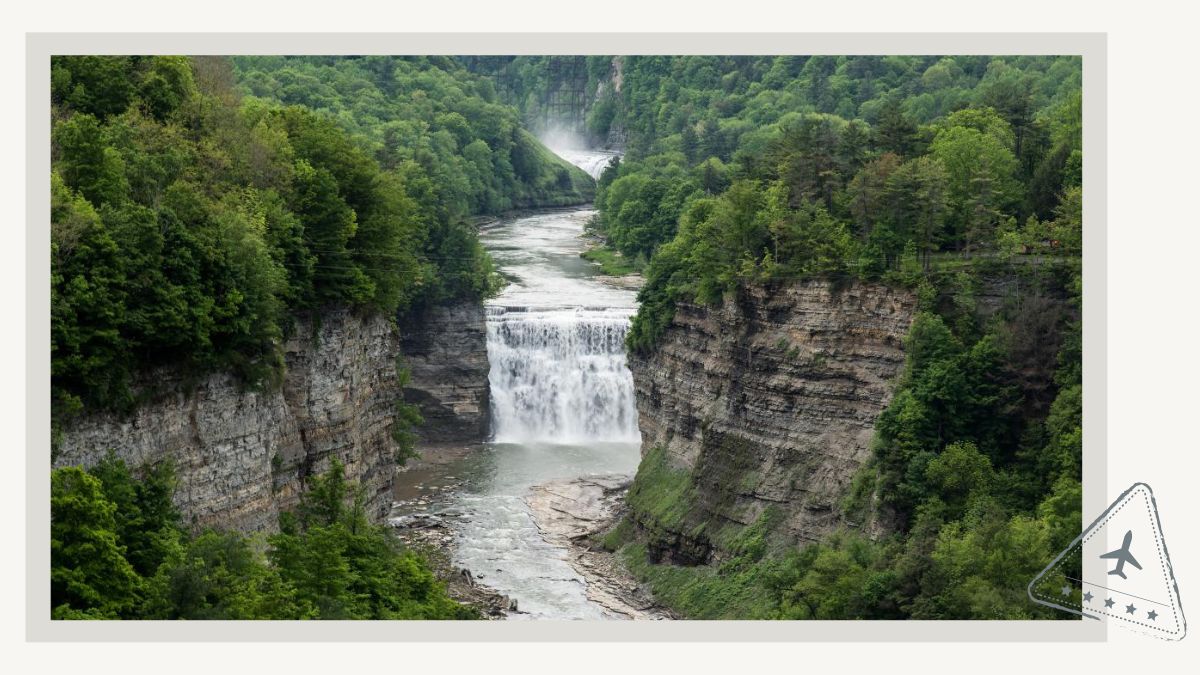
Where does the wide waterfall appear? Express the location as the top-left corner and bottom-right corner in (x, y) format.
(486, 305), (640, 444)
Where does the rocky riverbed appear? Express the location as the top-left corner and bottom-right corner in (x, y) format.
(526, 475), (673, 620)
(390, 464), (672, 620)
(389, 443), (518, 618)
(391, 509), (519, 619)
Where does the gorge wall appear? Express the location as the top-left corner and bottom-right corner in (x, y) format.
(398, 301), (491, 444)
(55, 305), (491, 532)
(627, 280), (917, 563)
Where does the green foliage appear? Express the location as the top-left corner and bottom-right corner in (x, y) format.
(51, 467), (141, 618)
(563, 56), (1083, 353)
(141, 529), (315, 620)
(50, 56), (514, 421)
(611, 511), (789, 620)
(268, 459), (476, 619)
(595, 159), (698, 260)
(625, 445), (696, 532)
(873, 311), (1028, 520)
(52, 56), (138, 119)
(232, 56), (594, 218)
(579, 243), (642, 276)
(770, 533), (903, 619)
(50, 458), (476, 620)
(929, 121), (1021, 247)
(619, 541), (780, 619)
(626, 179), (858, 353)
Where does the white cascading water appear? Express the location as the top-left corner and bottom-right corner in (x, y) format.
(487, 305), (640, 444)
(554, 148), (619, 180)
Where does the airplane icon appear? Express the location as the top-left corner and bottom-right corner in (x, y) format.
(1100, 529), (1143, 579)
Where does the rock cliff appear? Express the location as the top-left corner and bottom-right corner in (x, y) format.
(398, 301), (491, 443)
(627, 280), (916, 562)
(56, 309), (407, 532)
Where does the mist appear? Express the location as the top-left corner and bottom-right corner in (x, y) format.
(536, 122), (590, 155)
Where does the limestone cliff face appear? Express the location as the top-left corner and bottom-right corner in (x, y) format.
(56, 302), (496, 531)
(56, 309), (406, 532)
(628, 281), (916, 562)
(398, 301), (491, 443)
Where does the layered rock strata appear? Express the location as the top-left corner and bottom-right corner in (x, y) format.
(628, 281), (917, 561)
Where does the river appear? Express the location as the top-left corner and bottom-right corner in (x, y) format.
(391, 149), (644, 620)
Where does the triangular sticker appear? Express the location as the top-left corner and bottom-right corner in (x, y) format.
(1030, 483), (1187, 640)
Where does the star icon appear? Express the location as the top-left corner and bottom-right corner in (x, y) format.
(1104, 597), (1115, 608)
(1147, 610), (1158, 621)
(1126, 603), (1137, 615)
(1060, 585), (1072, 596)
(1082, 591), (1094, 603)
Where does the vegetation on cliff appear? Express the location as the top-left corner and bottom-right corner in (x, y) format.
(608, 267), (1081, 619)
(51, 456), (476, 620)
(48, 56), (585, 621)
(457, 56), (621, 146)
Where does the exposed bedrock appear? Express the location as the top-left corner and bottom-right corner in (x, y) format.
(398, 301), (491, 444)
(628, 281), (918, 561)
(58, 309), (409, 531)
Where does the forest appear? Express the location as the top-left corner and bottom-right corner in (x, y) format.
(52, 456), (475, 619)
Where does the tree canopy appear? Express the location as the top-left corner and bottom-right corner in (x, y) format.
(51, 55), (596, 422)
(51, 456), (476, 620)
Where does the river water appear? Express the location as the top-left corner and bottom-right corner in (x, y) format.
(392, 150), (642, 620)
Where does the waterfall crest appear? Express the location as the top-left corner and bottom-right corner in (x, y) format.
(486, 305), (640, 444)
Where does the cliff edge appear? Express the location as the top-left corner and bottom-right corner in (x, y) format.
(627, 280), (917, 562)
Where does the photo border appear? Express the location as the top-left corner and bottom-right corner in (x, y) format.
(25, 31), (1107, 642)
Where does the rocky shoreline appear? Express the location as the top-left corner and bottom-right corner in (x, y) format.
(389, 443), (519, 619)
(595, 273), (645, 291)
(526, 475), (673, 620)
(391, 510), (518, 619)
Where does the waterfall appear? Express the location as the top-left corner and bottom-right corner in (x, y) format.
(486, 305), (640, 444)
(555, 149), (620, 180)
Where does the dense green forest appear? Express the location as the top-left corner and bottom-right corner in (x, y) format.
(585, 56), (1082, 350)
(51, 457), (475, 619)
(232, 56), (595, 215)
(573, 55), (1083, 619)
(50, 55), (590, 424)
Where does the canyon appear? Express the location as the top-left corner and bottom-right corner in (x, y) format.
(53, 145), (926, 618)
(53, 218), (926, 617)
